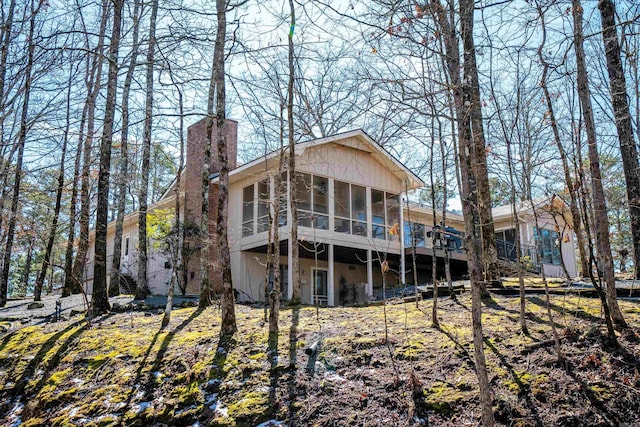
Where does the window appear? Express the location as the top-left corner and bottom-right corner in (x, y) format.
(371, 189), (386, 239)
(296, 173), (328, 230)
(351, 185), (367, 236)
(371, 189), (399, 240)
(242, 185), (254, 237)
(334, 181), (367, 236)
(277, 172), (287, 226)
(257, 180), (269, 233)
(124, 236), (130, 256)
(404, 221), (426, 247)
(535, 228), (561, 266)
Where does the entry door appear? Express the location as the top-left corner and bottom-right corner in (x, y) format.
(313, 269), (328, 306)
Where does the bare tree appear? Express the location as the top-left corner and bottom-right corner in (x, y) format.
(598, 0), (640, 280)
(69, 0), (109, 297)
(110, 0), (142, 297)
(0, 1), (39, 307)
(93, 0), (125, 315)
(572, 0), (626, 328)
(288, 0), (301, 304)
(33, 62), (76, 301)
(459, 0), (495, 423)
(216, 0), (237, 336)
(135, 0), (159, 301)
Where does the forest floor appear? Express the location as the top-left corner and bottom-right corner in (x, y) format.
(0, 291), (639, 426)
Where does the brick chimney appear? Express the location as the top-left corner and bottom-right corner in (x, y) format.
(183, 118), (238, 295)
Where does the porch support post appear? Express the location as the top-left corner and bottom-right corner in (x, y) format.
(287, 238), (293, 299)
(367, 248), (373, 299)
(328, 243), (335, 306)
(400, 195), (406, 284)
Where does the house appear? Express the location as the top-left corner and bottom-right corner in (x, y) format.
(82, 119), (578, 304)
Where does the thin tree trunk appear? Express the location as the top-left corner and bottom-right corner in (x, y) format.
(288, 0), (300, 304)
(0, 1), (38, 307)
(110, 0), (142, 297)
(459, 0), (495, 424)
(33, 63), (74, 301)
(136, 0), (159, 301)
(598, 0), (640, 280)
(572, 0), (626, 327)
(63, 95), (88, 297)
(537, 5), (589, 279)
(93, 0), (124, 315)
(0, 0), (17, 251)
(71, 0), (109, 295)
(215, 0), (237, 336)
(161, 65), (185, 329)
(198, 14), (218, 311)
(429, 118), (439, 329)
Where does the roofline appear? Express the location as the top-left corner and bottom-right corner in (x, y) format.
(212, 129), (425, 189)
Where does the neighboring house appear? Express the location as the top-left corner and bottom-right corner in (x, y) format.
(83, 119), (578, 304)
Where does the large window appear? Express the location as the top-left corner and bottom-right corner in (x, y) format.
(535, 228), (561, 265)
(334, 181), (367, 236)
(242, 185), (254, 237)
(296, 173), (328, 230)
(404, 221), (426, 247)
(242, 179), (270, 237)
(371, 189), (400, 240)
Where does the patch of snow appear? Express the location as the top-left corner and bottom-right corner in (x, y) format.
(135, 401), (152, 413)
(7, 402), (24, 427)
(72, 377), (84, 386)
(207, 396), (228, 418)
(68, 407), (78, 417)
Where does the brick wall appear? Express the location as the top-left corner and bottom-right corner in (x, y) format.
(183, 118), (238, 295)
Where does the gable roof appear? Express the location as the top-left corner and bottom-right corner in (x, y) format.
(212, 129), (425, 190)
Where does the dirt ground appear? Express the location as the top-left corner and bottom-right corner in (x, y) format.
(0, 293), (639, 426)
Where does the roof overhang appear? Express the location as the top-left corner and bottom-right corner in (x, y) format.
(211, 129), (425, 191)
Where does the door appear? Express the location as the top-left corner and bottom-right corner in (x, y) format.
(313, 269), (328, 306)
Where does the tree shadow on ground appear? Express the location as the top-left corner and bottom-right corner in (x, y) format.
(482, 294), (519, 315)
(528, 296), (601, 324)
(564, 358), (620, 425)
(4, 315), (104, 417)
(483, 338), (543, 427)
(143, 308), (205, 397)
(287, 305), (300, 424)
(121, 308), (203, 420)
(436, 323), (475, 369)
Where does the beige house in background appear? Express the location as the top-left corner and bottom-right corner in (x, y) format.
(82, 119), (578, 305)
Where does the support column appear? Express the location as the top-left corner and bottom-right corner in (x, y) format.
(367, 248), (373, 299)
(328, 243), (335, 306)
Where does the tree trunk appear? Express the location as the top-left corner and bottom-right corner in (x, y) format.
(0, 1), (38, 307)
(0, 0), (17, 254)
(71, 0), (109, 296)
(93, 0), (124, 315)
(459, 0), (495, 424)
(598, 0), (640, 281)
(429, 119), (439, 329)
(162, 65), (185, 329)
(572, 0), (626, 327)
(33, 63), (74, 301)
(288, 0), (300, 304)
(537, 7), (589, 279)
(110, 0), (142, 297)
(459, 0), (498, 285)
(136, 0), (158, 301)
(215, 0), (237, 336)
